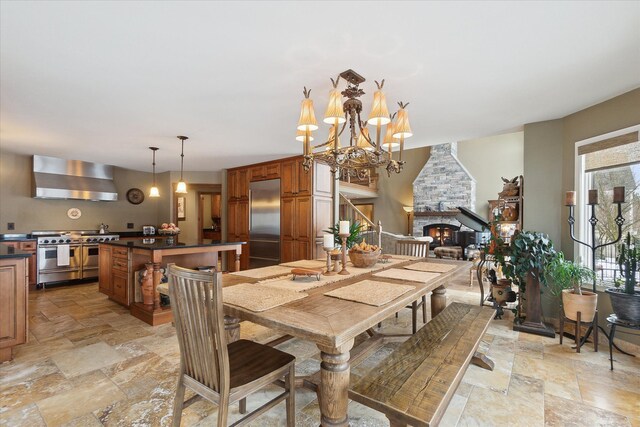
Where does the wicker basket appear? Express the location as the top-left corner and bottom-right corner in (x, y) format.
(348, 249), (381, 268)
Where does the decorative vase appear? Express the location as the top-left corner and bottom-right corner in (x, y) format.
(606, 288), (640, 325)
(562, 289), (597, 322)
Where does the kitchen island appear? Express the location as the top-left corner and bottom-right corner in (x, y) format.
(0, 245), (30, 362)
(99, 238), (245, 325)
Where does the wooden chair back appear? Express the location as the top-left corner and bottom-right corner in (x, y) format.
(396, 240), (429, 258)
(168, 265), (229, 396)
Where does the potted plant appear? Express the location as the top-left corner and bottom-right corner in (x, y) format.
(606, 233), (640, 324)
(496, 230), (558, 337)
(325, 221), (364, 249)
(544, 252), (596, 322)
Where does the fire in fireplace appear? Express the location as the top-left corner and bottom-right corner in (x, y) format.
(423, 223), (460, 249)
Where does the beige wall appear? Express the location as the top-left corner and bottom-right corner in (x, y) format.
(458, 132), (524, 217)
(523, 120), (565, 246)
(0, 149), (161, 233)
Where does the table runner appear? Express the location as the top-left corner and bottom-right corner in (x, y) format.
(260, 274), (343, 292)
(403, 261), (458, 273)
(222, 283), (308, 312)
(280, 259), (327, 269)
(373, 268), (441, 283)
(324, 280), (415, 307)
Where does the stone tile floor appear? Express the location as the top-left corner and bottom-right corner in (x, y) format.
(1, 272), (639, 426)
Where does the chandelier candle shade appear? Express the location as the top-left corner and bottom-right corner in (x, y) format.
(149, 147), (160, 198)
(297, 69), (411, 177)
(175, 136), (188, 194)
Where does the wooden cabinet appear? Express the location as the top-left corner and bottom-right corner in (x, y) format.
(228, 169), (249, 200)
(249, 163), (280, 181)
(228, 156), (333, 266)
(98, 245), (130, 306)
(0, 256), (28, 362)
(1, 241), (37, 286)
(281, 196), (312, 262)
(281, 158), (312, 197)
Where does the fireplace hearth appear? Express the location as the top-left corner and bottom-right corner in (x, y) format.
(423, 223), (460, 249)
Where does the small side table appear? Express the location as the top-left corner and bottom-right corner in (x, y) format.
(606, 315), (639, 370)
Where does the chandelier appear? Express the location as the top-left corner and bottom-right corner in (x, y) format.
(297, 69), (413, 178)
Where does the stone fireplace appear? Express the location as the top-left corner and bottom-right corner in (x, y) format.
(412, 142), (476, 237)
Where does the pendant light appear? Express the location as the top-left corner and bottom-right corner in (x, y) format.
(149, 147), (160, 198)
(175, 135), (188, 194)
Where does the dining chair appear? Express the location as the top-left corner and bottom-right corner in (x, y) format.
(168, 265), (295, 427)
(392, 240), (430, 333)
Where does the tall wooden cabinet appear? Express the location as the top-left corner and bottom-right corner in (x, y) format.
(226, 156), (333, 269)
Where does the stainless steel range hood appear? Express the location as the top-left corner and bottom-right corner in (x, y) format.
(32, 155), (118, 201)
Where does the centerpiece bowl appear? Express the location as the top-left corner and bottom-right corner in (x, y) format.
(348, 249), (381, 268)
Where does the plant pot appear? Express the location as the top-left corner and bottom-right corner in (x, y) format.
(606, 288), (640, 325)
(562, 289), (597, 322)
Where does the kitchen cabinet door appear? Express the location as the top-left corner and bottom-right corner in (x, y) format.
(281, 159), (296, 196)
(249, 165), (265, 181)
(264, 162), (281, 179)
(111, 271), (129, 306)
(281, 238), (295, 263)
(295, 196), (312, 240)
(0, 257), (27, 362)
(227, 170), (237, 201)
(295, 239), (311, 261)
(99, 245), (112, 296)
(237, 169), (249, 200)
(227, 202), (238, 239)
(237, 201), (249, 238)
(280, 197), (295, 240)
(296, 159), (312, 196)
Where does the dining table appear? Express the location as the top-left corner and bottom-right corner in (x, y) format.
(218, 256), (471, 427)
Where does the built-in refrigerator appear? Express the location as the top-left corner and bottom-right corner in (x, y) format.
(249, 179), (281, 269)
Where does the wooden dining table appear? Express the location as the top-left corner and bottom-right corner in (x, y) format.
(220, 257), (470, 427)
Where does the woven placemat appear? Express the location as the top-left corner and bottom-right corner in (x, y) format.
(223, 283), (308, 312)
(280, 259), (327, 269)
(403, 261), (457, 273)
(260, 275), (342, 292)
(373, 268), (441, 283)
(229, 265), (292, 279)
(324, 280), (415, 307)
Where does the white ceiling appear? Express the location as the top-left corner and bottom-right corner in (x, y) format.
(1, 1), (639, 173)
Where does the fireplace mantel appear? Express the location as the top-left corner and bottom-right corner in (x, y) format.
(414, 210), (460, 217)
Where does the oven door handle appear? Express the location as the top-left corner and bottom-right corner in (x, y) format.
(39, 267), (81, 273)
(38, 244), (82, 249)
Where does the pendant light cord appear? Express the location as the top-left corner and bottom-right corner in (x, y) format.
(180, 139), (184, 181)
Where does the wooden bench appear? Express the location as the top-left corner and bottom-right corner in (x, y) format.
(349, 302), (494, 427)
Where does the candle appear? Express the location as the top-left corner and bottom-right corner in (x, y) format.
(339, 220), (350, 235)
(323, 233), (334, 249)
(588, 189), (598, 205)
(613, 186), (625, 203)
(565, 191), (576, 206)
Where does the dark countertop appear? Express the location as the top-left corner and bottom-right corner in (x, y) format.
(0, 245), (31, 259)
(101, 238), (246, 250)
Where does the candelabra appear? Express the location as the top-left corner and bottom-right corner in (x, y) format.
(324, 246), (336, 276)
(565, 187), (626, 352)
(339, 233), (351, 275)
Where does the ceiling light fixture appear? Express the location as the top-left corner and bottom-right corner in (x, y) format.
(297, 69), (412, 178)
(175, 135), (188, 194)
(149, 146), (160, 198)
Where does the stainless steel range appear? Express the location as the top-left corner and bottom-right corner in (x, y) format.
(34, 230), (119, 286)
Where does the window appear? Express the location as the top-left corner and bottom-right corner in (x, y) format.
(575, 125), (640, 284)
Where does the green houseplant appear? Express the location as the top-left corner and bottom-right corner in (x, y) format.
(545, 252), (596, 322)
(606, 232), (640, 324)
(325, 221), (364, 249)
(495, 230), (558, 336)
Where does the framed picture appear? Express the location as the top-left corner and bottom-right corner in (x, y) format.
(177, 196), (186, 220)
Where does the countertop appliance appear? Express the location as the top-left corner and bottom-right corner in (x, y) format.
(34, 230), (119, 286)
(249, 180), (280, 269)
(142, 225), (156, 235)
